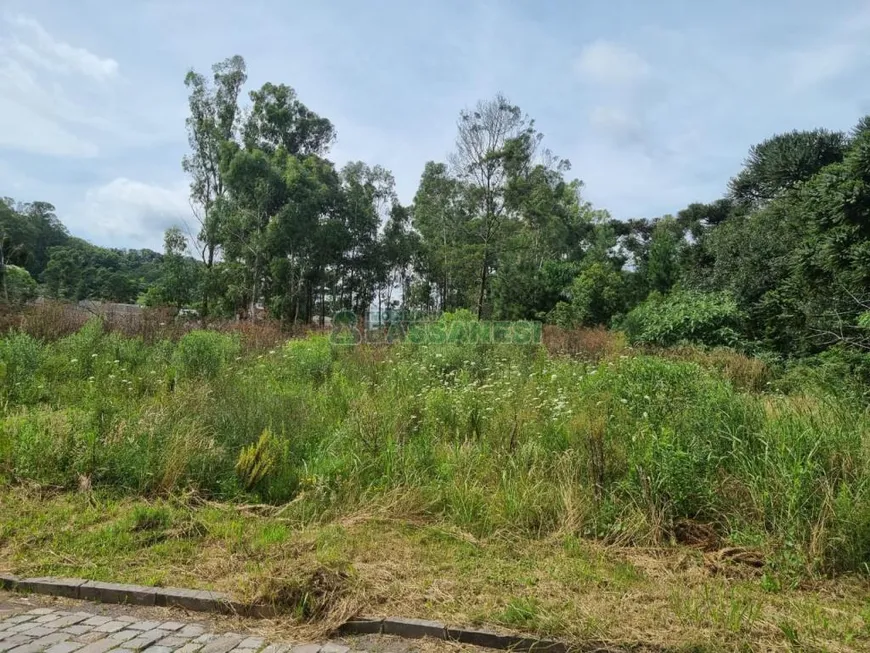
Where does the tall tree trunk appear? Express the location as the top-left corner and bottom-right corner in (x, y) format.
(201, 243), (214, 327)
(0, 245), (8, 304)
(476, 243), (489, 319)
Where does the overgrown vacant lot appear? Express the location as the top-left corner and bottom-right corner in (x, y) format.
(1, 320), (870, 651)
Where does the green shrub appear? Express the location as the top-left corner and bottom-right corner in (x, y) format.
(620, 289), (746, 348)
(173, 330), (240, 380)
(2, 265), (37, 306)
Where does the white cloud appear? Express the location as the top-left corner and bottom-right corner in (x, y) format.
(574, 40), (650, 86)
(8, 15), (118, 80)
(0, 15), (123, 157)
(588, 106), (645, 146)
(73, 178), (191, 251)
(0, 94), (98, 157)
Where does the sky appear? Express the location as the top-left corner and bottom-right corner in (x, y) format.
(1, 0), (870, 252)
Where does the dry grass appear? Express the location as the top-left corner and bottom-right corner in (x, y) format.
(0, 489), (867, 652)
(648, 346), (772, 392)
(542, 326), (628, 361)
(0, 300), (326, 351)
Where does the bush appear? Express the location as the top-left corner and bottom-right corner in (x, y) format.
(173, 330), (240, 380)
(2, 266), (37, 306)
(620, 289), (746, 348)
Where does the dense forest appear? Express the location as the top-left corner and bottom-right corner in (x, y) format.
(3, 54), (870, 359)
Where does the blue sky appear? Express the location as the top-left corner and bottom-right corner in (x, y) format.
(1, 0), (869, 251)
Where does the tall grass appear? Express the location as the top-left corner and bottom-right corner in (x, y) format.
(1, 318), (869, 575)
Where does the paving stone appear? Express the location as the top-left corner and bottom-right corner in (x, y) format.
(176, 644), (203, 653)
(95, 622), (127, 634)
(178, 627), (204, 638)
(156, 636), (189, 647)
(2, 617), (35, 625)
(8, 633), (70, 653)
(236, 638), (263, 650)
(143, 647), (173, 653)
(19, 625), (55, 637)
(25, 610), (55, 616)
(60, 627), (90, 636)
(6, 624), (40, 635)
(199, 634), (244, 653)
(289, 646), (321, 653)
(33, 615), (64, 624)
(45, 643), (84, 653)
(156, 623), (184, 633)
(0, 636), (30, 653)
(82, 618), (111, 628)
(76, 639), (120, 653)
(319, 645), (348, 653)
(192, 635), (215, 645)
(71, 633), (107, 645)
(115, 618), (138, 625)
(126, 623), (160, 633)
(123, 630), (166, 650)
(108, 631), (140, 642)
(260, 645), (289, 653)
(48, 616), (90, 630)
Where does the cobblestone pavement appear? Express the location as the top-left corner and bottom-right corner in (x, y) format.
(0, 593), (468, 653)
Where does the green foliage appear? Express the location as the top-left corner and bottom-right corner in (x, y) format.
(235, 428), (280, 492)
(2, 265), (37, 305)
(130, 505), (172, 531)
(0, 332), (43, 403)
(621, 290), (745, 348)
(729, 129), (847, 205)
(2, 326), (869, 576)
(172, 330), (240, 380)
(548, 262), (626, 328)
(284, 335), (332, 382)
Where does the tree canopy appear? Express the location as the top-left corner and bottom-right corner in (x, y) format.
(3, 53), (870, 361)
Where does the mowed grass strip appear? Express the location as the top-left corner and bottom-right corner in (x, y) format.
(0, 490), (868, 652)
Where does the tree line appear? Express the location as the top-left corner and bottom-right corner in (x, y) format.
(3, 54), (870, 358)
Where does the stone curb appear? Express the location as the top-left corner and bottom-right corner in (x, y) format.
(0, 574), (619, 652)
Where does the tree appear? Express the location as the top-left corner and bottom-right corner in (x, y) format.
(729, 129), (847, 207)
(182, 55), (248, 322)
(2, 266), (36, 306)
(645, 217), (682, 294)
(157, 227), (198, 310)
(220, 146), (287, 321)
(412, 162), (475, 311)
(548, 261), (627, 328)
(450, 94), (537, 318)
(0, 201), (35, 302)
(244, 83), (335, 156)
